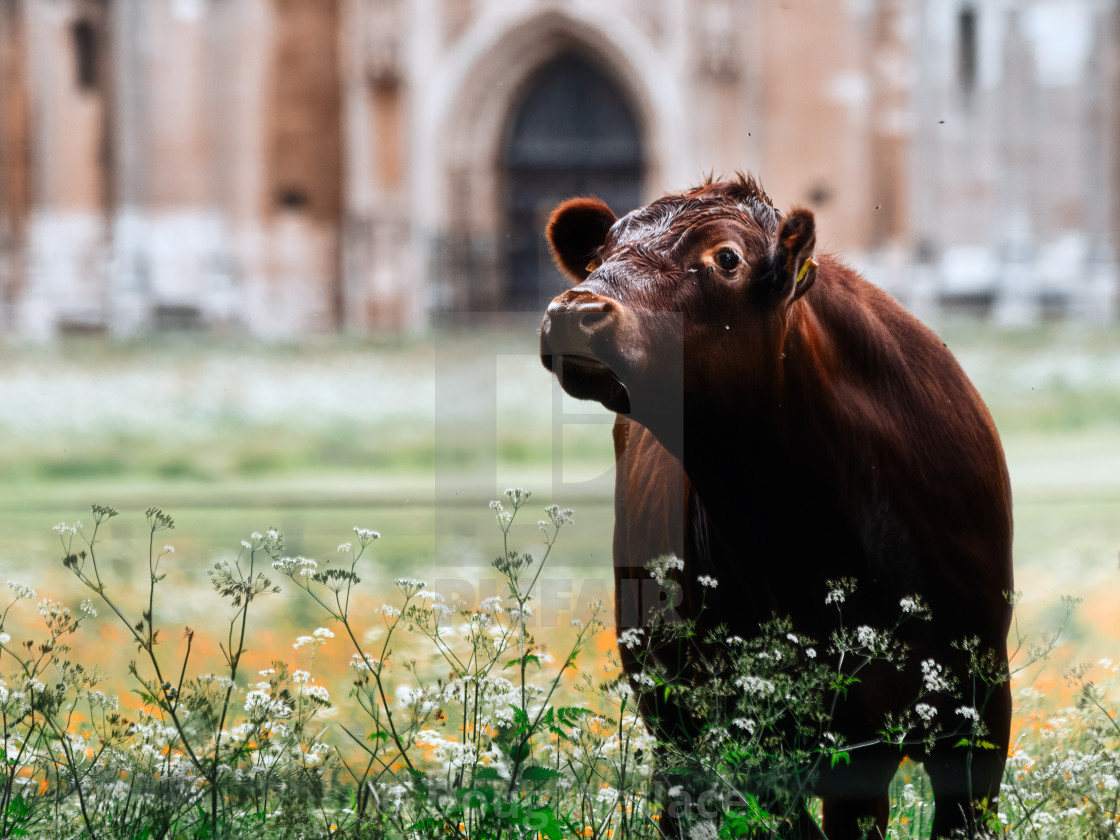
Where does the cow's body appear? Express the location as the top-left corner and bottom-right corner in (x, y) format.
(539, 177), (1013, 839)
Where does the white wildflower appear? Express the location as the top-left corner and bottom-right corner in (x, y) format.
(618, 628), (645, 650)
(955, 705), (980, 722)
(544, 504), (574, 527)
(697, 575), (718, 588)
(647, 554), (684, 584)
(915, 703), (938, 724)
(596, 784), (619, 805)
(380, 604), (401, 619)
(7, 582), (35, 600)
(350, 653), (381, 672)
(856, 626), (878, 649)
(921, 659), (951, 693)
(353, 527), (380, 545)
(272, 556), (317, 577)
(304, 684), (330, 703)
(734, 675), (776, 697)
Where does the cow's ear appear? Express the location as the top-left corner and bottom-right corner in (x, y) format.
(771, 208), (818, 304)
(547, 197), (617, 283)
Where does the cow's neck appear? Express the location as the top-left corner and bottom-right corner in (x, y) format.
(678, 301), (851, 545)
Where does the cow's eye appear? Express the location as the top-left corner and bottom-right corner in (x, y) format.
(715, 249), (741, 271)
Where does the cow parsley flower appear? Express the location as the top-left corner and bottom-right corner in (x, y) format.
(544, 504), (574, 527)
(915, 703), (938, 724)
(618, 628), (645, 650)
(8, 582), (35, 600)
(596, 784), (619, 805)
(304, 684), (330, 704)
(955, 705), (980, 722)
(272, 556), (317, 577)
(380, 604), (401, 620)
(689, 821), (719, 840)
(393, 578), (426, 595)
(856, 626), (879, 649)
(696, 575), (718, 588)
(921, 659), (951, 693)
(353, 527), (380, 546)
(479, 596), (504, 614)
(647, 555), (684, 585)
(350, 653), (381, 672)
(734, 675), (776, 697)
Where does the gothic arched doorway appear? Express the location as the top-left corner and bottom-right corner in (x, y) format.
(502, 53), (645, 311)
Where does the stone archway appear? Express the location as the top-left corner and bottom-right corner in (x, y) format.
(502, 52), (645, 311)
(419, 8), (686, 316)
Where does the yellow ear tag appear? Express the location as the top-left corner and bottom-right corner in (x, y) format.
(796, 256), (818, 284)
(585, 259), (601, 273)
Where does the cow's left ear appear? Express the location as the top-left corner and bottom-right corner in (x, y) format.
(771, 208), (818, 304)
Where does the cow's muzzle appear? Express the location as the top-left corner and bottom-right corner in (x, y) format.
(540, 289), (631, 414)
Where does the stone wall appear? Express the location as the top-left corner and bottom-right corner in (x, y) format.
(0, 0), (1116, 337)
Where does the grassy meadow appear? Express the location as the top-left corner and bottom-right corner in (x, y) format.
(0, 320), (1117, 837)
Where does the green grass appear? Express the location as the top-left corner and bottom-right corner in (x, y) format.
(0, 321), (1117, 840)
(0, 321), (1116, 673)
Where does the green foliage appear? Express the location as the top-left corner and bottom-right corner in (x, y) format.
(0, 496), (1114, 838)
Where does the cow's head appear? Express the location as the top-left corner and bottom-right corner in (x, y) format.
(539, 176), (817, 446)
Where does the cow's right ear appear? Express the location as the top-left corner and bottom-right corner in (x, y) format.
(547, 197), (617, 283)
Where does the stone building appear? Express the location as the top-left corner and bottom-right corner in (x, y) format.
(0, 0), (1117, 338)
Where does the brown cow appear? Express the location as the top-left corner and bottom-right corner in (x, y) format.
(539, 176), (1013, 839)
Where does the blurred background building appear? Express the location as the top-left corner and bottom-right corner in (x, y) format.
(0, 0), (1118, 338)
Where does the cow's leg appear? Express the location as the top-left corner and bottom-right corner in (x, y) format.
(924, 681), (1011, 839)
(816, 746), (899, 840)
(923, 747), (1006, 838)
(820, 793), (890, 840)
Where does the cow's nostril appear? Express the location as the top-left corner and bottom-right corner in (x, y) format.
(577, 308), (611, 330)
